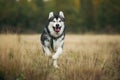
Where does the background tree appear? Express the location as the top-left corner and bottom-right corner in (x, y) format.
(80, 0), (95, 32)
(0, 0), (120, 33)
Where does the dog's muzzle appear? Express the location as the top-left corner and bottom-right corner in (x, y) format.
(53, 24), (61, 33)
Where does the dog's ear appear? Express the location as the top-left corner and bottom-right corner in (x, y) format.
(48, 12), (54, 19)
(59, 11), (64, 18)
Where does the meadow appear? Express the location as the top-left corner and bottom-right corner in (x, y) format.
(0, 34), (120, 80)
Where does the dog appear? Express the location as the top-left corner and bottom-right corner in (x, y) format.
(40, 11), (66, 68)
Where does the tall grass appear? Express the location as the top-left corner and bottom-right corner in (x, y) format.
(0, 34), (120, 80)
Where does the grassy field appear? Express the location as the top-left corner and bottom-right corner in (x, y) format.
(0, 34), (120, 80)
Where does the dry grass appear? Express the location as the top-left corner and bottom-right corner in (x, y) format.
(0, 34), (120, 80)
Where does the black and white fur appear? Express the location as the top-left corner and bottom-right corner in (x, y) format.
(40, 11), (65, 68)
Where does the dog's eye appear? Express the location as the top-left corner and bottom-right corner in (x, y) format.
(59, 20), (62, 22)
(52, 20), (55, 22)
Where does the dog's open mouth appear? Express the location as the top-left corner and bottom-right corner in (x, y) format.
(53, 27), (61, 33)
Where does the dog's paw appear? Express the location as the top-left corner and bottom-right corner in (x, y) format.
(53, 63), (59, 69)
(52, 54), (58, 60)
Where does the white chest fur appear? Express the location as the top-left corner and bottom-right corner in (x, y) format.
(53, 36), (64, 51)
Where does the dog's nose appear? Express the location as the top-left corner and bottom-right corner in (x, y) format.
(56, 24), (59, 27)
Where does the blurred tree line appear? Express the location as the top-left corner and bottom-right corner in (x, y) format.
(0, 0), (120, 34)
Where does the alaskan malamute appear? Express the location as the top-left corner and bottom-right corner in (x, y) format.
(40, 11), (66, 68)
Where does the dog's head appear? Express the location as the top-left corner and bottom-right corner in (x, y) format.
(47, 11), (65, 37)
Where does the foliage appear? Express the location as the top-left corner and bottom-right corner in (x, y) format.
(96, 0), (120, 33)
(0, 0), (120, 33)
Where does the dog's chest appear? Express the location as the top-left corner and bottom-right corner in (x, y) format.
(51, 37), (64, 51)
(53, 39), (60, 50)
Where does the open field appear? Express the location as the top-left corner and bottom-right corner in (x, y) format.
(0, 34), (120, 80)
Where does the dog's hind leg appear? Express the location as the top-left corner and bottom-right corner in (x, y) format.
(53, 59), (59, 68)
(52, 47), (62, 68)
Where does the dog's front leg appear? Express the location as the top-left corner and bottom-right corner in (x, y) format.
(52, 47), (62, 68)
(43, 46), (51, 56)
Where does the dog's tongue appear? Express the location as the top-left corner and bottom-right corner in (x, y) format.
(55, 28), (60, 32)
